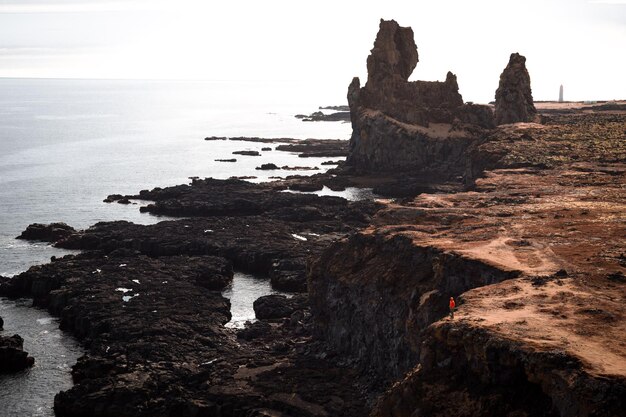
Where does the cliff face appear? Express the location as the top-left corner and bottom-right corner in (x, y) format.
(494, 52), (538, 125)
(372, 278), (626, 417)
(346, 19), (494, 176)
(309, 232), (518, 381)
(309, 111), (626, 415)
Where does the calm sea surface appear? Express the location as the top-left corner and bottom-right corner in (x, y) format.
(0, 78), (352, 416)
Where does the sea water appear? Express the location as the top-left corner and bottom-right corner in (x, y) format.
(0, 78), (352, 416)
(0, 78), (352, 276)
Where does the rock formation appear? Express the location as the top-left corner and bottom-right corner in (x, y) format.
(309, 110), (626, 416)
(346, 19), (494, 176)
(253, 294), (307, 320)
(0, 334), (35, 373)
(17, 222), (76, 242)
(494, 52), (538, 125)
(0, 177), (382, 416)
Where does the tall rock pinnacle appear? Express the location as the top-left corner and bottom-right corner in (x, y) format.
(365, 19), (418, 86)
(494, 53), (537, 125)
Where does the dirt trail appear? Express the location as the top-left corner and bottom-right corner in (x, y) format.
(458, 236), (561, 275)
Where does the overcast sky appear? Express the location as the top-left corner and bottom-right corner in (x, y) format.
(0, 0), (624, 102)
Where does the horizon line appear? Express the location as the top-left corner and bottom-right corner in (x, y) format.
(0, 76), (623, 103)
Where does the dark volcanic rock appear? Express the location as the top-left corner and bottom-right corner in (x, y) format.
(255, 163), (280, 170)
(17, 222), (76, 242)
(320, 105), (350, 111)
(309, 233), (518, 382)
(494, 52), (537, 125)
(281, 166), (319, 171)
(1, 254), (234, 414)
(4, 184), (374, 416)
(103, 194), (123, 203)
(295, 111), (351, 122)
(0, 334), (35, 372)
(269, 259), (308, 292)
(124, 177), (372, 219)
(275, 139), (348, 158)
(237, 320), (271, 341)
(193, 256), (233, 290)
(232, 150), (260, 156)
(23, 179), (381, 286)
(345, 19), (493, 176)
(253, 294), (307, 320)
(372, 321), (625, 417)
(288, 182), (324, 192)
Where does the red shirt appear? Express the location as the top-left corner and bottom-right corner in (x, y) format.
(449, 299), (455, 309)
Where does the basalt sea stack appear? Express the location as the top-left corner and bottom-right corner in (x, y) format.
(346, 19), (494, 176)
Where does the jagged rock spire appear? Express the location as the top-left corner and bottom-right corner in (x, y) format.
(494, 53), (537, 125)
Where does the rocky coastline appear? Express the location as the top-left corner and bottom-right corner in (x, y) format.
(1, 18), (625, 417)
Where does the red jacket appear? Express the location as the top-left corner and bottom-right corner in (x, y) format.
(449, 299), (456, 309)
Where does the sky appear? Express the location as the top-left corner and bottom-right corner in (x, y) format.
(0, 0), (624, 103)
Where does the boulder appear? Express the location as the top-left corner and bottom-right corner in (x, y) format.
(256, 163), (280, 170)
(0, 334), (35, 373)
(17, 222), (76, 243)
(253, 294), (308, 320)
(494, 53), (537, 125)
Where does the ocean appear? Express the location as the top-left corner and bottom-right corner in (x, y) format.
(0, 78), (352, 276)
(0, 78), (352, 416)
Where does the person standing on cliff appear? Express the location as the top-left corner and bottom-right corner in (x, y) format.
(449, 297), (456, 319)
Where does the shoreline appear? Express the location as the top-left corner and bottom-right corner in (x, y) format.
(1, 105), (624, 415)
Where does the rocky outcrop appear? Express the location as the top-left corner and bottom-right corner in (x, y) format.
(494, 52), (537, 125)
(256, 163), (279, 170)
(295, 111), (351, 122)
(17, 222), (76, 242)
(53, 179), (380, 295)
(232, 150), (260, 156)
(275, 138), (348, 158)
(349, 19), (465, 129)
(0, 334), (35, 372)
(372, 297), (626, 417)
(0, 174), (379, 415)
(346, 19), (494, 177)
(346, 109), (476, 175)
(2, 246), (366, 416)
